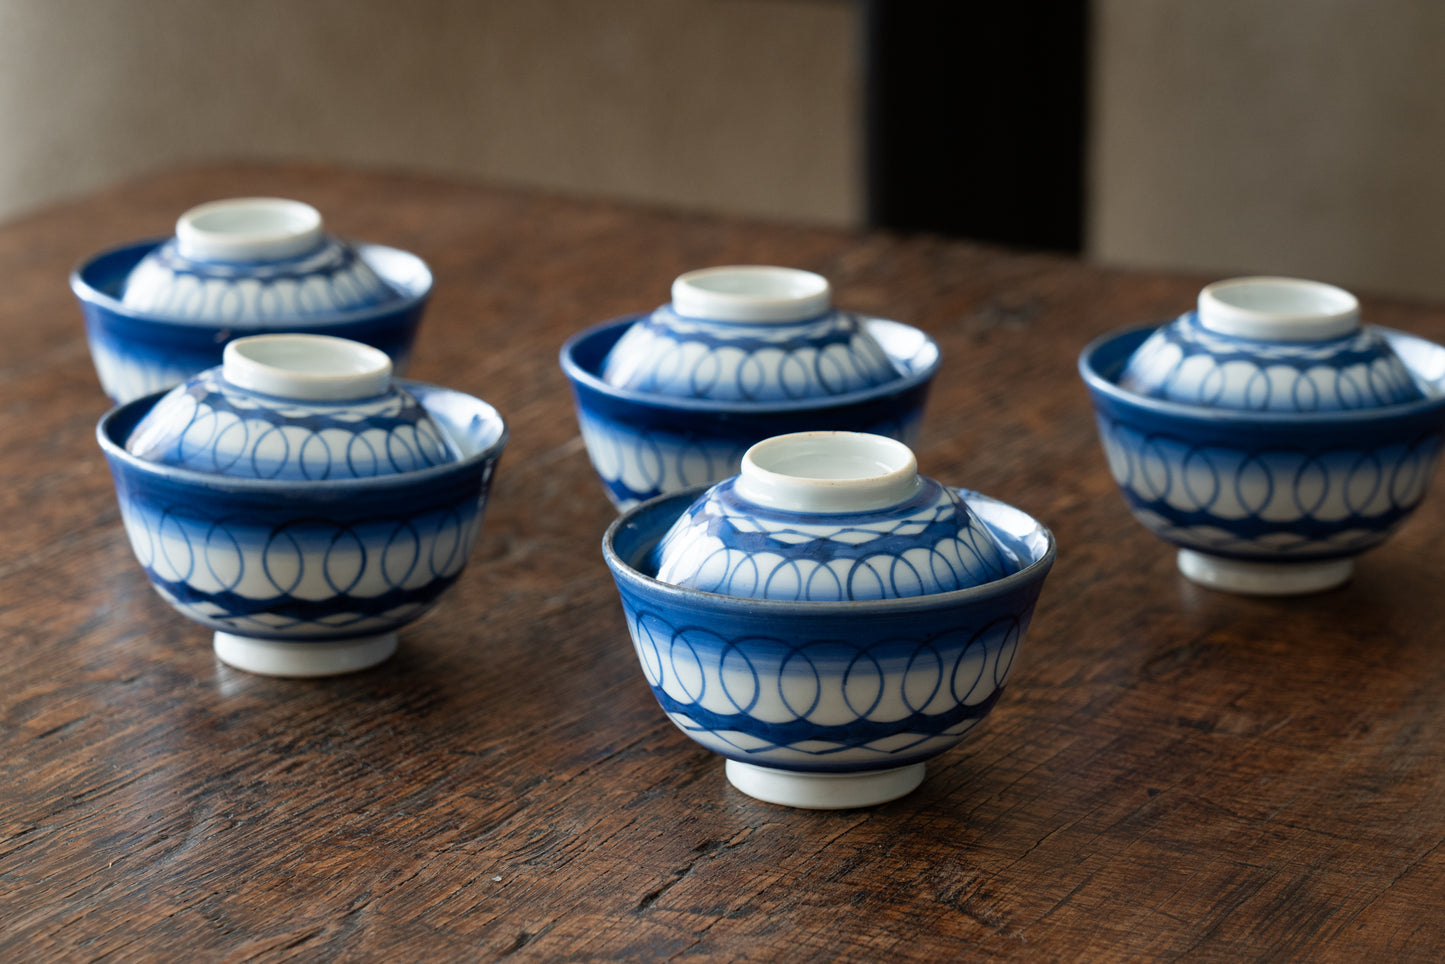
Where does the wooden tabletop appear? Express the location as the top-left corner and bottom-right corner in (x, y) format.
(3, 163), (1443, 962)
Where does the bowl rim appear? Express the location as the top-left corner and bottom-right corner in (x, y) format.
(71, 237), (433, 328)
(1079, 322), (1445, 426)
(603, 484), (1056, 614)
(560, 314), (942, 415)
(96, 379), (508, 493)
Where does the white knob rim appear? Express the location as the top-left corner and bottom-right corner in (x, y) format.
(222, 334), (391, 401)
(176, 197), (325, 262)
(671, 265), (831, 323)
(1197, 276), (1360, 341)
(734, 431), (919, 513)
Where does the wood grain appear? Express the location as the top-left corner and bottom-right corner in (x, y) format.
(2, 162), (1443, 961)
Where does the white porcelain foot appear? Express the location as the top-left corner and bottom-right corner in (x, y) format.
(724, 760), (926, 809)
(1176, 549), (1353, 596)
(213, 631), (398, 677)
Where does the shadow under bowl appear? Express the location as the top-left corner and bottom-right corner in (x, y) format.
(561, 315), (941, 510)
(97, 381), (507, 676)
(602, 485), (1055, 809)
(1080, 324), (1445, 594)
(74, 239), (433, 403)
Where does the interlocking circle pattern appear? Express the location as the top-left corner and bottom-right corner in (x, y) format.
(600, 308), (902, 402)
(127, 369), (456, 480)
(117, 483), (484, 639)
(123, 238), (396, 322)
(576, 410), (921, 510)
(1118, 312), (1423, 412)
(1095, 412), (1442, 557)
(654, 478), (1017, 600)
(623, 606), (1029, 770)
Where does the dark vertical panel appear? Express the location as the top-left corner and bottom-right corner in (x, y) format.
(864, 1), (1089, 251)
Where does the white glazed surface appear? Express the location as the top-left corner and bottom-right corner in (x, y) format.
(724, 761), (926, 809)
(733, 431), (919, 512)
(222, 333), (393, 401)
(213, 632), (399, 677)
(1175, 550), (1354, 595)
(1197, 276), (1359, 341)
(671, 265), (832, 322)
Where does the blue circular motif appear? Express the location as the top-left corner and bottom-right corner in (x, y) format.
(125, 367), (457, 480)
(1081, 325), (1445, 564)
(561, 315), (941, 509)
(600, 306), (903, 402)
(604, 487), (1055, 774)
(1118, 312), (1424, 412)
(653, 477), (1018, 600)
(74, 240), (433, 403)
(98, 381), (507, 644)
(123, 236), (397, 322)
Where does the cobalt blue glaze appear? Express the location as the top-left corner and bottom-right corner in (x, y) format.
(653, 475), (1017, 600)
(561, 316), (940, 509)
(126, 367), (457, 481)
(1118, 311), (1423, 412)
(74, 239), (432, 403)
(603, 487), (1054, 774)
(98, 381), (506, 644)
(1080, 325), (1445, 564)
(600, 305), (901, 402)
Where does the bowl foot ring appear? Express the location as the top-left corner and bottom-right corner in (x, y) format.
(1176, 549), (1353, 596)
(725, 760), (926, 809)
(213, 631), (398, 678)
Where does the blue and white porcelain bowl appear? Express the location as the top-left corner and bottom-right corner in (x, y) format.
(98, 334), (508, 677)
(603, 432), (1055, 809)
(74, 198), (433, 403)
(1081, 277), (1445, 595)
(562, 266), (941, 509)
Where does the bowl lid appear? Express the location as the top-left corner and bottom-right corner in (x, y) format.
(598, 266), (905, 403)
(119, 198), (401, 322)
(124, 334), (458, 480)
(1117, 276), (1425, 413)
(652, 432), (1018, 601)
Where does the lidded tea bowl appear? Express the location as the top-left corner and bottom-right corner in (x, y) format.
(98, 333), (508, 677)
(561, 265), (941, 509)
(74, 197), (433, 403)
(1080, 275), (1445, 595)
(603, 431), (1055, 809)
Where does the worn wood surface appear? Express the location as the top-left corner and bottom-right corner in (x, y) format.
(2, 163), (1443, 962)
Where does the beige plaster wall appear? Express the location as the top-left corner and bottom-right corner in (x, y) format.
(11, 1), (1445, 303)
(1089, 0), (1445, 301)
(0, 0), (860, 225)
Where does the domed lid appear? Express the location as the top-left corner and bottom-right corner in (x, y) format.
(653, 432), (1018, 600)
(1118, 276), (1424, 412)
(120, 198), (400, 321)
(599, 266), (904, 402)
(125, 334), (458, 480)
